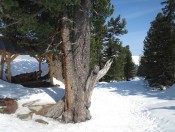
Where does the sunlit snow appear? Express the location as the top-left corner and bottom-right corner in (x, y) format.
(0, 55), (175, 132)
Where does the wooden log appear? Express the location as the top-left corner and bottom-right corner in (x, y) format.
(34, 55), (45, 72)
(0, 51), (5, 79)
(6, 53), (19, 82)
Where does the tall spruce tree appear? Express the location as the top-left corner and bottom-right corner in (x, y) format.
(143, 13), (166, 83)
(137, 56), (146, 77)
(141, 0), (175, 87)
(161, 0), (175, 81)
(124, 46), (135, 81)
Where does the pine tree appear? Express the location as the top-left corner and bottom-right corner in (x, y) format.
(137, 57), (146, 77)
(0, 0), (66, 54)
(102, 16), (127, 81)
(141, 0), (175, 87)
(90, 0), (114, 70)
(161, 0), (175, 82)
(143, 13), (165, 83)
(104, 42), (124, 81)
(113, 46), (126, 81)
(124, 46), (135, 81)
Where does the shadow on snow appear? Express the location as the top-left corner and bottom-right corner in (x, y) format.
(96, 78), (175, 101)
(150, 106), (175, 111)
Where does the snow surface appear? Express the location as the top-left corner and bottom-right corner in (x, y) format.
(0, 55), (175, 132)
(132, 56), (140, 66)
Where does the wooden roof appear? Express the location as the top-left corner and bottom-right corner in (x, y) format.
(0, 37), (26, 54)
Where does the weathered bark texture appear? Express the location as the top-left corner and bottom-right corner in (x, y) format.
(44, 100), (64, 119)
(46, 53), (54, 85)
(51, 58), (64, 83)
(60, 0), (91, 123)
(45, 0), (112, 123)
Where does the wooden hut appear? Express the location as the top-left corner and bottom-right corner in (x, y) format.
(0, 36), (54, 85)
(0, 37), (26, 82)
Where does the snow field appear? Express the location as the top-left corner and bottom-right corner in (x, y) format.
(0, 79), (160, 132)
(0, 55), (175, 132)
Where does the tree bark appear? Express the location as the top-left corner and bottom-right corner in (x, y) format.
(45, 0), (113, 123)
(60, 0), (91, 123)
(46, 53), (54, 85)
(0, 51), (5, 79)
(51, 58), (64, 83)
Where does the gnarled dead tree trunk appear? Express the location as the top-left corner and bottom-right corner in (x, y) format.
(44, 0), (112, 123)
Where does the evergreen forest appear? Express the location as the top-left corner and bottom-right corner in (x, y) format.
(138, 0), (175, 89)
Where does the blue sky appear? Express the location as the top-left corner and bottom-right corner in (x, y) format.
(111, 0), (164, 56)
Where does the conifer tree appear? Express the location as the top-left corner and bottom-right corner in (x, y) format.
(137, 57), (146, 77)
(143, 13), (166, 83)
(161, 0), (175, 81)
(102, 16), (127, 81)
(90, 0), (114, 70)
(141, 0), (175, 87)
(124, 46), (135, 81)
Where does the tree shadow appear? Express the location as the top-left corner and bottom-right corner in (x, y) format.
(41, 87), (65, 102)
(0, 80), (41, 99)
(150, 106), (175, 111)
(96, 79), (175, 100)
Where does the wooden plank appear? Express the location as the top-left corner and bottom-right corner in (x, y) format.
(10, 54), (19, 62)
(6, 52), (12, 82)
(0, 51), (5, 79)
(34, 55), (45, 72)
(6, 53), (19, 82)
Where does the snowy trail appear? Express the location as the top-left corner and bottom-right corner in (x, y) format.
(0, 79), (160, 132)
(89, 84), (159, 132)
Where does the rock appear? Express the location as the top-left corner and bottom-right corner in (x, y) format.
(28, 105), (43, 112)
(22, 99), (40, 107)
(35, 119), (48, 125)
(22, 100), (55, 116)
(28, 104), (54, 116)
(0, 98), (18, 114)
(17, 112), (33, 121)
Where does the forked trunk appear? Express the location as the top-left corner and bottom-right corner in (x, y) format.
(60, 0), (91, 123)
(44, 0), (113, 123)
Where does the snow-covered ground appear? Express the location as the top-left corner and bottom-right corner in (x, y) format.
(0, 55), (175, 132)
(132, 56), (140, 66)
